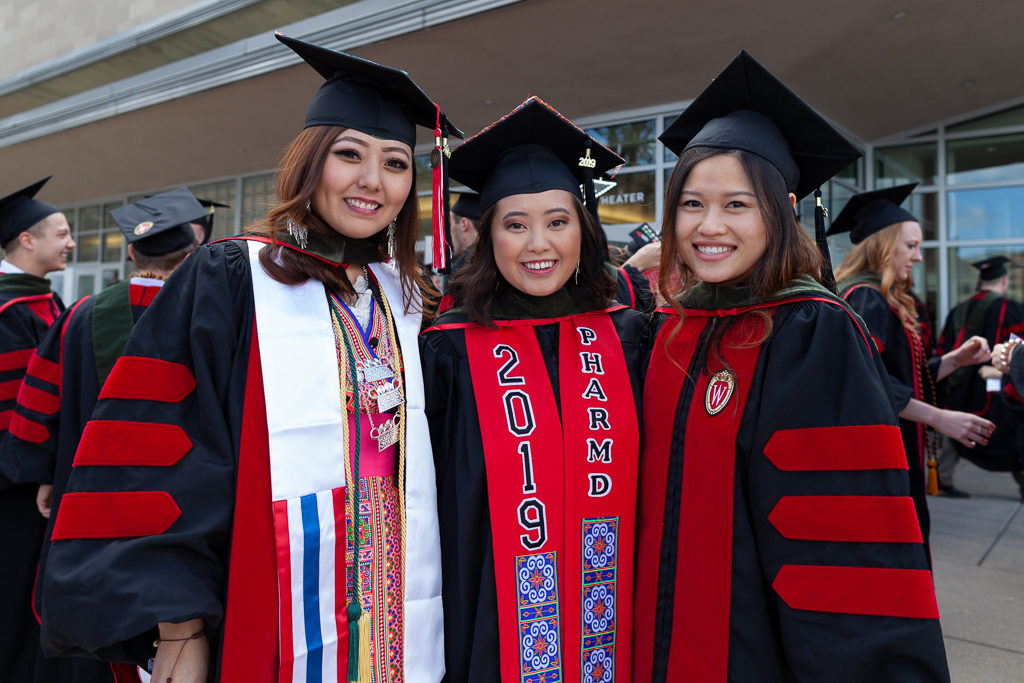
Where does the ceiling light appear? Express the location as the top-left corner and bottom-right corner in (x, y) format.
(892, 10), (907, 19)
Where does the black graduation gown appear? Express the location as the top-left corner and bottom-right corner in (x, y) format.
(839, 278), (937, 544)
(938, 291), (1024, 471)
(0, 273), (64, 683)
(420, 297), (649, 683)
(1, 278), (162, 683)
(612, 263), (656, 313)
(40, 241), (263, 675)
(635, 280), (949, 682)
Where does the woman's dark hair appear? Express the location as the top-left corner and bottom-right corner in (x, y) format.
(658, 147), (824, 367)
(450, 193), (617, 326)
(246, 125), (432, 313)
(658, 147), (823, 306)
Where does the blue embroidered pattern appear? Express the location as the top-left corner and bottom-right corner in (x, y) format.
(517, 552), (562, 683)
(581, 518), (618, 683)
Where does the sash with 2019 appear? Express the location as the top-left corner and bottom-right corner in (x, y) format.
(466, 310), (639, 683)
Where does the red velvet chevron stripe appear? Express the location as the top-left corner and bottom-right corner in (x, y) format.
(0, 379), (20, 401)
(772, 564), (939, 619)
(768, 496), (923, 543)
(51, 491), (181, 540)
(763, 425), (907, 471)
(0, 348), (33, 373)
(73, 420), (192, 466)
(16, 382), (60, 415)
(24, 353), (60, 386)
(9, 412), (50, 443)
(98, 357), (196, 402)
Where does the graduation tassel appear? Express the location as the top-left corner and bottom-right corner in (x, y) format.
(813, 188), (837, 293)
(927, 455), (939, 496)
(346, 602), (362, 682)
(580, 139), (599, 223)
(430, 105), (450, 273)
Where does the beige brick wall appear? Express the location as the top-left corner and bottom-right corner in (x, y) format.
(1, 0), (199, 81)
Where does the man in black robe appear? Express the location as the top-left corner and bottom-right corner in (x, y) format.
(1, 188), (203, 683)
(0, 177), (74, 683)
(937, 256), (1024, 495)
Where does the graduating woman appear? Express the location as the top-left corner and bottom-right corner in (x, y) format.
(421, 97), (647, 682)
(635, 53), (950, 682)
(832, 184), (993, 544)
(42, 34), (457, 683)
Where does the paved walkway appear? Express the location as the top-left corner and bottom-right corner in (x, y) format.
(930, 460), (1024, 682)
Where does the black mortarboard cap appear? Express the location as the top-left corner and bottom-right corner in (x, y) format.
(0, 177), (61, 248)
(451, 192), (482, 222)
(827, 182), (919, 244)
(111, 188), (206, 256)
(660, 51), (862, 200)
(972, 256), (1014, 280)
(195, 198), (230, 245)
(449, 97), (624, 211)
(275, 32), (462, 147)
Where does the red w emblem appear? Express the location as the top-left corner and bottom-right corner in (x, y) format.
(704, 369), (736, 416)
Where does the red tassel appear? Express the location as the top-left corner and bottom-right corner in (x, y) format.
(430, 105), (448, 272)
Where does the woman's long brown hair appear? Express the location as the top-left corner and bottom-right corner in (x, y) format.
(246, 125), (432, 313)
(834, 223), (919, 330)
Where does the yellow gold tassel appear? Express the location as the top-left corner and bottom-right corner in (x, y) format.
(357, 608), (372, 683)
(927, 457), (939, 496)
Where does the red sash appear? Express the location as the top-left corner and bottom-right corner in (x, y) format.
(465, 311), (639, 683)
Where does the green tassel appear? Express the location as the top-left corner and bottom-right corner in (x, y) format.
(346, 601), (361, 681)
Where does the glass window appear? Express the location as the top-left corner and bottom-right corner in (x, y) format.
(948, 186), (1024, 240)
(911, 247), (940, 344)
(78, 205), (101, 233)
(587, 119), (657, 166)
(102, 232), (123, 263)
(906, 192), (938, 241)
(599, 171), (656, 224)
(948, 245), (1024, 308)
(241, 173), (277, 226)
(78, 274), (95, 297)
(874, 143), (937, 187)
(102, 268), (121, 289)
(76, 233), (100, 262)
(946, 133), (1024, 185)
(947, 103), (1024, 134)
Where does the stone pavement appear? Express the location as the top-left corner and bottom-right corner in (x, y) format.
(930, 460), (1024, 682)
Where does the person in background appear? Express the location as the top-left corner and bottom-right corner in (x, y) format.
(990, 337), (1024, 499)
(195, 198), (230, 245)
(1, 187), (203, 683)
(422, 97), (646, 682)
(449, 191), (481, 273)
(40, 33), (456, 683)
(832, 183), (993, 549)
(0, 176), (74, 683)
(636, 51), (949, 681)
(939, 256), (1024, 496)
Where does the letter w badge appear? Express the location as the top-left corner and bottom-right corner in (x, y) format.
(704, 369), (736, 416)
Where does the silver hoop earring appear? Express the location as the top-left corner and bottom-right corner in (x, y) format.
(287, 218), (308, 249)
(387, 218), (398, 259)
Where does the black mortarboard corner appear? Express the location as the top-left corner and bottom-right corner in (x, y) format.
(275, 32), (463, 272)
(196, 198), (230, 245)
(451, 192), (482, 222)
(827, 183), (919, 244)
(972, 256), (1015, 281)
(448, 96), (624, 218)
(660, 51), (862, 290)
(111, 188), (206, 256)
(0, 177), (61, 248)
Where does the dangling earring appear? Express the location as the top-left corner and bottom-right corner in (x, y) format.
(575, 260), (581, 285)
(387, 218), (398, 259)
(305, 199), (312, 214)
(287, 218), (308, 249)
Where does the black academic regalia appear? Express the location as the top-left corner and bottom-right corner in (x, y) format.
(40, 242), (264, 675)
(612, 264), (656, 313)
(1, 278), (162, 683)
(839, 277), (938, 546)
(635, 280), (949, 683)
(420, 295), (649, 683)
(937, 291), (1024, 471)
(0, 273), (64, 683)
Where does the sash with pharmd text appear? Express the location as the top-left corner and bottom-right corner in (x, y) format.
(465, 310), (639, 683)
